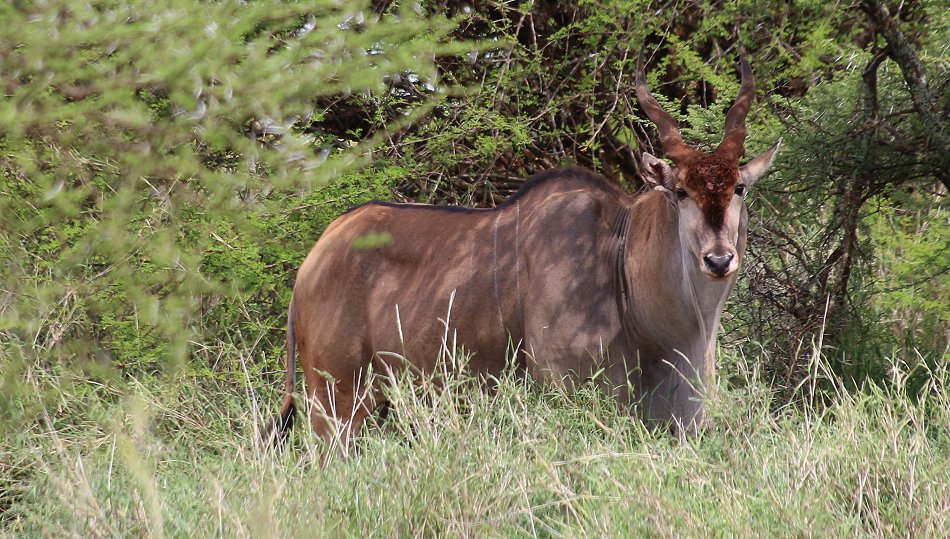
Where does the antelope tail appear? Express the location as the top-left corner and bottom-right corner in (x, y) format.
(261, 297), (297, 449)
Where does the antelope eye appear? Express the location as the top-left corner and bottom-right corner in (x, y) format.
(676, 188), (688, 200)
(734, 184), (747, 197)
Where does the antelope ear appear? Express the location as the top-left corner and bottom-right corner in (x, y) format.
(739, 138), (781, 187)
(641, 152), (677, 191)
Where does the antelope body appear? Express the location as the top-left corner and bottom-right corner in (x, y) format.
(266, 50), (779, 444)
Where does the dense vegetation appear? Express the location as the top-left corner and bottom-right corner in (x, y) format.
(1, 0), (946, 536)
(6, 352), (950, 536)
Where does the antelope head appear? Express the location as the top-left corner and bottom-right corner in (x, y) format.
(637, 48), (780, 280)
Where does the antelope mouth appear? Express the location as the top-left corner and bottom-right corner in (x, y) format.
(700, 252), (738, 279)
(701, 269), (736, 280)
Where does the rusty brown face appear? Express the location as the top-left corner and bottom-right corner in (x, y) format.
(677, 153), (740, 229)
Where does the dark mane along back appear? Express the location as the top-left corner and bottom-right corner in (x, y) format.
(498, 166), (622, 207)
(343, 166), (622, 216)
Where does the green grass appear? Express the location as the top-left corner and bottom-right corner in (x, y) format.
(2, 348), (948, 538)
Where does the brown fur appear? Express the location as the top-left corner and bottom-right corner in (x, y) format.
(678, 153), (740, 228)
(265, 53), (776, 446)
(265, 166), (752, 445)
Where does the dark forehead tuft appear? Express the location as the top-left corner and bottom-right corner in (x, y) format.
(681, 153), (739, 227)
(681, 153), (738, 193)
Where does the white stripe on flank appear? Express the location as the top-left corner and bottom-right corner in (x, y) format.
(492, 211), (504, 327)
(515, 201), (522, 312)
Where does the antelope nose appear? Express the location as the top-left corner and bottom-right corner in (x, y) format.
(703, 253), (734, 277)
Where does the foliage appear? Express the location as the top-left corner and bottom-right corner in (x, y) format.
(364, 0), (948, 391)
(2, 352), (948, 536)
(3, 0), (944, 404)
(0, 0), (459, 382)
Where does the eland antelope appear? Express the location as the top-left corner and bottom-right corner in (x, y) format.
(265, 49), (779, 445)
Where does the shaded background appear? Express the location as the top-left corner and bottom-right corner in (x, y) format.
(1, 0), (946, 424)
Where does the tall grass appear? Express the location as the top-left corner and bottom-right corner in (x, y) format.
(2, 340), (947, 538)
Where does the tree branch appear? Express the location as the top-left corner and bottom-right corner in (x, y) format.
(861, 0), (950, 191)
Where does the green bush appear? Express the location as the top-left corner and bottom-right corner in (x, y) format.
(0, 0), (462, 381)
